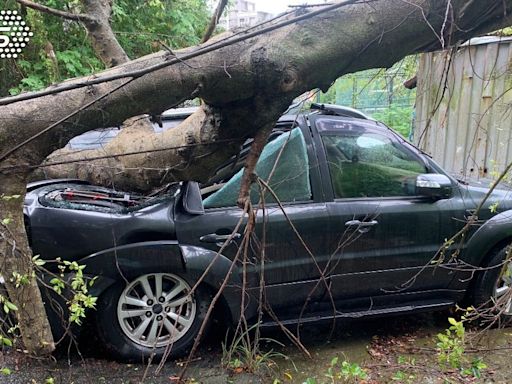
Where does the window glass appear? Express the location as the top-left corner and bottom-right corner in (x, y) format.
(204, 128), (312, 208)
(322, 132), (426, 198)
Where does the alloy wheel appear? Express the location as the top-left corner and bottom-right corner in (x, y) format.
(117, 273), (196, 348)
(494, 260), (512, 315)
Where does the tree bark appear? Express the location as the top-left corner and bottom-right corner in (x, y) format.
(0, 172), (54, 355)
(81, 0), (130, 67)
(3, 0), (136, 356)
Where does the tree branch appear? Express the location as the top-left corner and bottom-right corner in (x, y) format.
(16, 0), (93, 22)
(201, 0), (228, 43)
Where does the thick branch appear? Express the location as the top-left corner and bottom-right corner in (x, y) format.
(81, 0), (130, 66)
(16, 0), (92, 22)
(202, 0), (228, 43)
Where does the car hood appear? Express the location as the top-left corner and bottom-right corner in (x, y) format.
(24, 182), (179, 261)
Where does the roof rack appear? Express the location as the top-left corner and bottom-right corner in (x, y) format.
(310, 103), (372, 120)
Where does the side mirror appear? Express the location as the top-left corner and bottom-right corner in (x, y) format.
(415, 174), (453, 199)
(182, 181), (204, 215)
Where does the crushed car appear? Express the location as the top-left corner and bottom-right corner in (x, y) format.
(24, 104), (512, 361)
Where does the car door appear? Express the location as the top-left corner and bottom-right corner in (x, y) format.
(312, 116), (460, 305)
(175, 127), (333, 316)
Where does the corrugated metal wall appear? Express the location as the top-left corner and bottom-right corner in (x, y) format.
(414, 37), (512, 179)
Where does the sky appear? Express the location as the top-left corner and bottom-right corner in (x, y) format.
(255, 0), (327, 15)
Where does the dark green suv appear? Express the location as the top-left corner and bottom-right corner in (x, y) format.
(24, 104), (512, 361)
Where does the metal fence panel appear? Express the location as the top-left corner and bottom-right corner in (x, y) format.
(414, 37), (512, 179)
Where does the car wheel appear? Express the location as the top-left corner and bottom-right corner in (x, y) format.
(95, 272), (210, 362)
(473, 245), (512, 318)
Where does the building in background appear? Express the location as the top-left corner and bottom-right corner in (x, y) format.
(218, 1), (273, 30)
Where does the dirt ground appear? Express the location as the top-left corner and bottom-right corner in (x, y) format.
(1, 311), (512, 384)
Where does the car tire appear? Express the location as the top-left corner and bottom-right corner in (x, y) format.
(472, 244), (512, 319)
(95, 272), (211, 362)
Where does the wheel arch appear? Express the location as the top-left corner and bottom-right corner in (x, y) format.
(462, 210), (512, 268)
(79, 241), (243, 324)
(460, 211), (512, 303)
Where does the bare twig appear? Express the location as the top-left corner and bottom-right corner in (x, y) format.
(16, 0), (93, 22)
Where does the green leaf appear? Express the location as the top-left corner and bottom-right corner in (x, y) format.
(5, 301), (18, 311)
(32, 255), (46, 267)
(0, 368), (11, 375)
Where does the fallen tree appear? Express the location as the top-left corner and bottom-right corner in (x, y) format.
(1, 0), (512, 355)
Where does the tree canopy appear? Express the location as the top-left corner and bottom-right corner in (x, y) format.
(0, 0), (209, 96)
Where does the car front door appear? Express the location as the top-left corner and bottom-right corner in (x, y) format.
(312, 116), (460, 307)
(175, 127), (333, 317)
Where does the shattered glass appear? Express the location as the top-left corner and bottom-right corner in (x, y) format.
(39, 184), (177, 213)
(204, 128), (311, 208)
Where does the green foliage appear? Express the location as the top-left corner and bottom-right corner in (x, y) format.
(437, 317), (466, 369)
(391, 356), (416, 383)
(111, 0), (209, 57)
(317, 56), (417, 137)
(391, 370), (415, 383)
(0, 293), (18, 315)
(372, 105), (414, 138)
(0, 368), (11, 375)
(49, 259), (97, 325)
(0, 0), (210, 96)
(303, 356), (367, 384)
(436, 315), (487, 378)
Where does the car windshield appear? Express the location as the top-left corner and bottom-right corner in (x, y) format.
(203, 128), (311, 208)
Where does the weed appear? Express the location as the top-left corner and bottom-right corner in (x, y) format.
(221, 323), (291, 374)
(302, 356), (367, 384)
(436, 316), (487, 378)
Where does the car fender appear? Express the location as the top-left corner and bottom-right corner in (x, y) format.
(463, 209), (512, 266)
(78, 240), (245, 323)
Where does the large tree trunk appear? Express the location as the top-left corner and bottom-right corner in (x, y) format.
(0, 172), (54, 355)
(0, 0), (512, 356)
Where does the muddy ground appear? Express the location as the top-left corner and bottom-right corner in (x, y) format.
(1, 310), (511, 383)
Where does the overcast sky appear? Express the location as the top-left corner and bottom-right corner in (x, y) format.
(256, 0), (327, 14)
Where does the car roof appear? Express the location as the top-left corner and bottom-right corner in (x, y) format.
(67, 104), (381, 150)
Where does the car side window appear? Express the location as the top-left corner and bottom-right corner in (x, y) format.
(203, 128), (312, 208)
(322, 132), (427, 198)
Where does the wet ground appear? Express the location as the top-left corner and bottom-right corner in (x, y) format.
(1, 310), (512, 383)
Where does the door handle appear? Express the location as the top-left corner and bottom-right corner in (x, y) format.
(345, 220), (378, 233)
(200, 232), (241, 246)
(345, 220), (378, 227)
